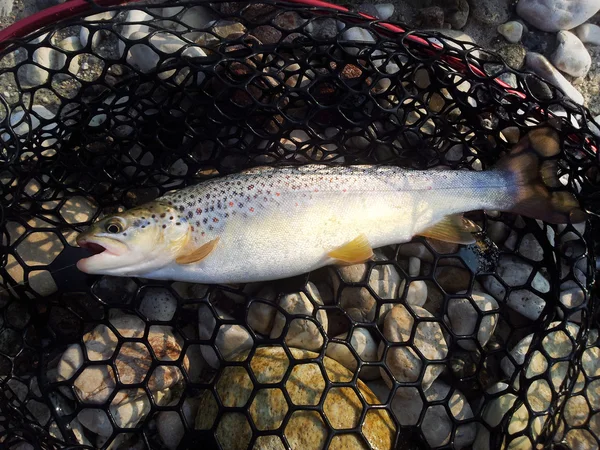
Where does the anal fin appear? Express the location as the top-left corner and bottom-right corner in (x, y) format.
(328, 234), (374, 264)
(176, 238), (220, 265)
(418, 215), (480, 245)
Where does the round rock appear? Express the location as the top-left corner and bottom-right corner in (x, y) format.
(551, 30), (592, 78)
(270, 283), (328, 351)
(497, 44), (527, 70)
(498, 21), (524, 43)
(325, 327), (380, 380)
(471, 0), (510, 25)
(379, 304), (448, 391)
(517, 0), (600, 32)
(446, 292), (499, 351)
(575, 23), (600, 46)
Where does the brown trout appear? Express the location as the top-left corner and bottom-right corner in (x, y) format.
(76, 127), (585, 283)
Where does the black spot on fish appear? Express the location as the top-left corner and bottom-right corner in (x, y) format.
(203, 218), (208, 224)
(169, 216), (174, 220)
(187, 211), (193, 218)
(176, 222), (181, 226)
(162, 225), (166, 229)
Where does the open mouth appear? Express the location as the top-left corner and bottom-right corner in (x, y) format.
(79, 241), (107, 255)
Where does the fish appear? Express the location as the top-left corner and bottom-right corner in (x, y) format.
(76, 127), (585, 284)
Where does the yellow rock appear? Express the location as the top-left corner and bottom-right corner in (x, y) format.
(196, 346), (396, 450)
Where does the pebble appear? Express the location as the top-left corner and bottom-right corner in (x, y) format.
(471, 0), (510, 25)
(482, 254), (548, 321)
(500, 321), (580, 381)
(418, 7), (445, 29)
(325, 327), (380, 380)
(551, 30), (592, 78)
(473, 382), (517, 450)
(270, 283), (328, 351)
(404, 280), (428, 307)
(139, 287), (178, 321)
(379, 304), (448, 392)
(575, 23), (600, 46)
(445, 0), (470, 30)
(195, 346), (396, 449)
(516, 0), (600, 32)
(391, 380), (476, 448)
(329, 250), (401, 323)
(525, 52), (585, 105)
(157, 398), (199, 450)
(198, 304), (254, 368)
(498, 44), (527, 70)
(246, 285), (278, 335)
(497, 21), (524, 43)
(446, 292), (499, 351)
(359, 3), (394, 20)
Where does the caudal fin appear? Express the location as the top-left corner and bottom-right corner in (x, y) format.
(495, 127), (587, 224)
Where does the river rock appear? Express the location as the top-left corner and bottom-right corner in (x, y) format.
(551, 30), (592, 78)
(471, 0), (510, 25)
(516, 0), (600, 32)
(525, 52), (584, 105)
(198, 303), (253, 368)
(359, 3), (395, 20)
(139, 287), (178, 321)
(270, 283), (327, 351)
(482, 254), (548, 320)
(157, 398), (199, 450)
(446, 292), (499, 351)
(330, 250), (401, 323)
(325, 327), (380, 380)
(379, 304), (448, 391)
(195, 346), (396, 450)
(575, 23), (600, 45)
(498, 21), (524, 43)
(497, 44), (527, 70)
(391, 380), (476, 448)
(404, 280), (428, 307)
(247, 285), (278, 335)
(500, 321), (580, 384)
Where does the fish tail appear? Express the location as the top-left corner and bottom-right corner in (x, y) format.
(495, 127), (587, 224)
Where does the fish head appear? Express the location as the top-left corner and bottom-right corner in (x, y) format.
(76, 202), (190, 275)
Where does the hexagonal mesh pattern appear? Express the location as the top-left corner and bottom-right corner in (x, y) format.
(0, 1), (599, 449)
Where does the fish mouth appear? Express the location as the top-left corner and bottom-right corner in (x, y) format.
(76, 236), (127, 272)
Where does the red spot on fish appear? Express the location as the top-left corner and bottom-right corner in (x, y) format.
(249, 207), (254, 212)
(229, 202), (234, 207)
(314, 189), (319, 192)
(191, 226), (195, 232)
(196, 208), (202, 215)
(427, 186), (432, 190)
(276, 192), (280, 196)
(213, 217), (219, 223)
(343, 189), (347, 192)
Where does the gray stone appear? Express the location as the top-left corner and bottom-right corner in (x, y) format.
(552, 30), (592, 78)
(325, 327), (380, 380)
(445, 0), (470, 29)
(380, 304), (448, 391)
(446, 292), (499, 351)
(498, 21), (524, 43)
(471, 0), (510, 25)
(575, 23), (600, 46)
(525, 52), (584, 105)
(517, 0), (600, 32)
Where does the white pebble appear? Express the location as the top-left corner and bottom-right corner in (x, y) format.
(247, 285), (278, 335)
(575, 23), (600, 45)
(198, 304), (253, 368)
(497, 21), (523, 43)
(408, 257), (420, 277)
(551, 30), (592, 78)
(139, 287), (177, 321)
(404, 280), (427, 307)
(391, 381), (476, 448)
(446, 292), (499, 351)
(380, 304), (448, 392)
(270, 283), (328, 351)
(516, 0), (600, 32)
(325, 327), (380, 380)
(375, 3), (394, 20)
(482, 254), (548, 321)
(525, 52), (584, 105)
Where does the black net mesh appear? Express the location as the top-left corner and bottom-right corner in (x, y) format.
(0, 1), (599, 449)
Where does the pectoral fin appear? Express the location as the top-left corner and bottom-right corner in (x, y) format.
(328, 234), (374, 264)
(176, 238), (220, 265)
(418, 215), (480, 244)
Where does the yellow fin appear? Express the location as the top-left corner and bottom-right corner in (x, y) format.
(176, 238), (220, 265)
(419, 215), (480, 244)
(328, 234), (374, 264)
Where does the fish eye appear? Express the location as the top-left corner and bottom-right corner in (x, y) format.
(105, 220), (124, 234)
